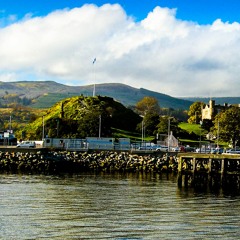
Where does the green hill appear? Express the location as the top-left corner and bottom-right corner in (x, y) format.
(0, 81), (193, 110)
(20, 95), (142, 140)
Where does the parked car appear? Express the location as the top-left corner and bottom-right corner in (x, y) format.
(185, 146), (195, 152)
(17, 141), (36, 148)
(155, 145), (168, 152)
(195, 148), (211, 153)
(211, 148), (224, 154)
(226, 149), (240, 154)
(138, 145), (156, 150)
(171, 146), (185, 152)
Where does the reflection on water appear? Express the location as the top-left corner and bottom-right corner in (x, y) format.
(0, 173), (239, 239)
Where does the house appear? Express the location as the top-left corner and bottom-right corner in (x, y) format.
(164, 132), (179, 147)
(157, 132), (178, 148)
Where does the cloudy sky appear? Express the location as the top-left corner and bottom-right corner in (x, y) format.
(1, 0), (240, 97)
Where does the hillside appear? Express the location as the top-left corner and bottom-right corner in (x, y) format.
(0, 81), (193, 110)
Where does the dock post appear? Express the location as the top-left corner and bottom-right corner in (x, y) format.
(208, 158), (212, 188)
(191, 157), (196, 187)
(177, 156), (183, 187)
(221, 158), (225, 187)
(184, 174), (189, 188)
(176, 153), (240, 191)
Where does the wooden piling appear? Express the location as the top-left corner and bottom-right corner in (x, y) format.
(177, 153), (240, 190)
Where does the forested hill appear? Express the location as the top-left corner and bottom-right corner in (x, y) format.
(0, 81), (193, 109)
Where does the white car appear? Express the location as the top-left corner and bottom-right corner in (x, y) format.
(226, 149), (240, 154)
(17, 141), (36, 148)
(195, 148), (211, 153)
(155, 145), (168, 152)
(138, 145), (154, 150)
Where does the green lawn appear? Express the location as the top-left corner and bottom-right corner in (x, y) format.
(178, 122), (228, 147)
(179, 122), (205, 136)
(113, 123), (226, 148)
(111, 128), (154, 142)
(113, 123), (205, 143)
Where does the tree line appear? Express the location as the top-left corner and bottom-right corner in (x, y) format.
(2, 94), (239, 148)
(136, 97), (240, 147)
(187, 101), (240, 148)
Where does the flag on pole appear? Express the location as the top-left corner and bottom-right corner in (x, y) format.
(93, 58), (96, 64)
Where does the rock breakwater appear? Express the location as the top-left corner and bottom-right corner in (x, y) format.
(0, 151), (178, 174)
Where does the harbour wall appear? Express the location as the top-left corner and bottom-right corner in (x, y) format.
(1, 148), (239, 192)
(0, 150), (178, 175)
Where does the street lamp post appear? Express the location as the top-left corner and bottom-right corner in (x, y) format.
(9, 115), (12, 132)
(199, 120), (202, 152)
(56, 119), (59, 138)
(99, 115), (101, 138)
(42, 116), (45, 140)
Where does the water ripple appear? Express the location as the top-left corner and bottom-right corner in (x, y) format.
(0, 173), (239, 239)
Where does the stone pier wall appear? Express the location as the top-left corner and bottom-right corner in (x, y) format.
(0, 151), (178, 174)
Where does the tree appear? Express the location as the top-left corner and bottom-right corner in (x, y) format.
(135, 97), (160, 137)
(136, 96), (160, 115)
(156, 116), (180, 136)
(136, 111), (159, 136)
(188, 101), (204, 124)
(201, 119), (213, 132)
(211, 106), (240, 147)
(160, 108), (188, 122)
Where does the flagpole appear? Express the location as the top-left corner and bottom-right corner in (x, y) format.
(92, 58), (96, 97)
(93, 84), (95, 97)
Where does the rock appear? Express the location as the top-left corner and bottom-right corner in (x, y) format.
(0, 151), (178, 174)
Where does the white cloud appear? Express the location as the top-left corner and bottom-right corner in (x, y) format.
(0, 72), (18, 82)
(0, 4), (240, 97)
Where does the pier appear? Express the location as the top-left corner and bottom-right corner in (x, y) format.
(177, 153), (240, 190)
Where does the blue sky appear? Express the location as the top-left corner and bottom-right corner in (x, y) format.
(1, 1), (240, 97)
(2, 0), (240, 24)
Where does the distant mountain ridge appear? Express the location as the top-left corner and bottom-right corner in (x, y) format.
(0, 81), (193, 109)
(182, 97), (240, 105)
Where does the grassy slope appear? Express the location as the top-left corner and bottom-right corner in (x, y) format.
(111, 128), (154, 142)
(179, 122), (203, 135)
(178, 122), (209, 146)
(179, 122), (229, 147)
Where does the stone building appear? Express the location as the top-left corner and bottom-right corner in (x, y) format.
(202, 99), (231, 121)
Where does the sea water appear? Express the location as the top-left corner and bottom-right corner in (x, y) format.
(0, 173), (239, 239)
